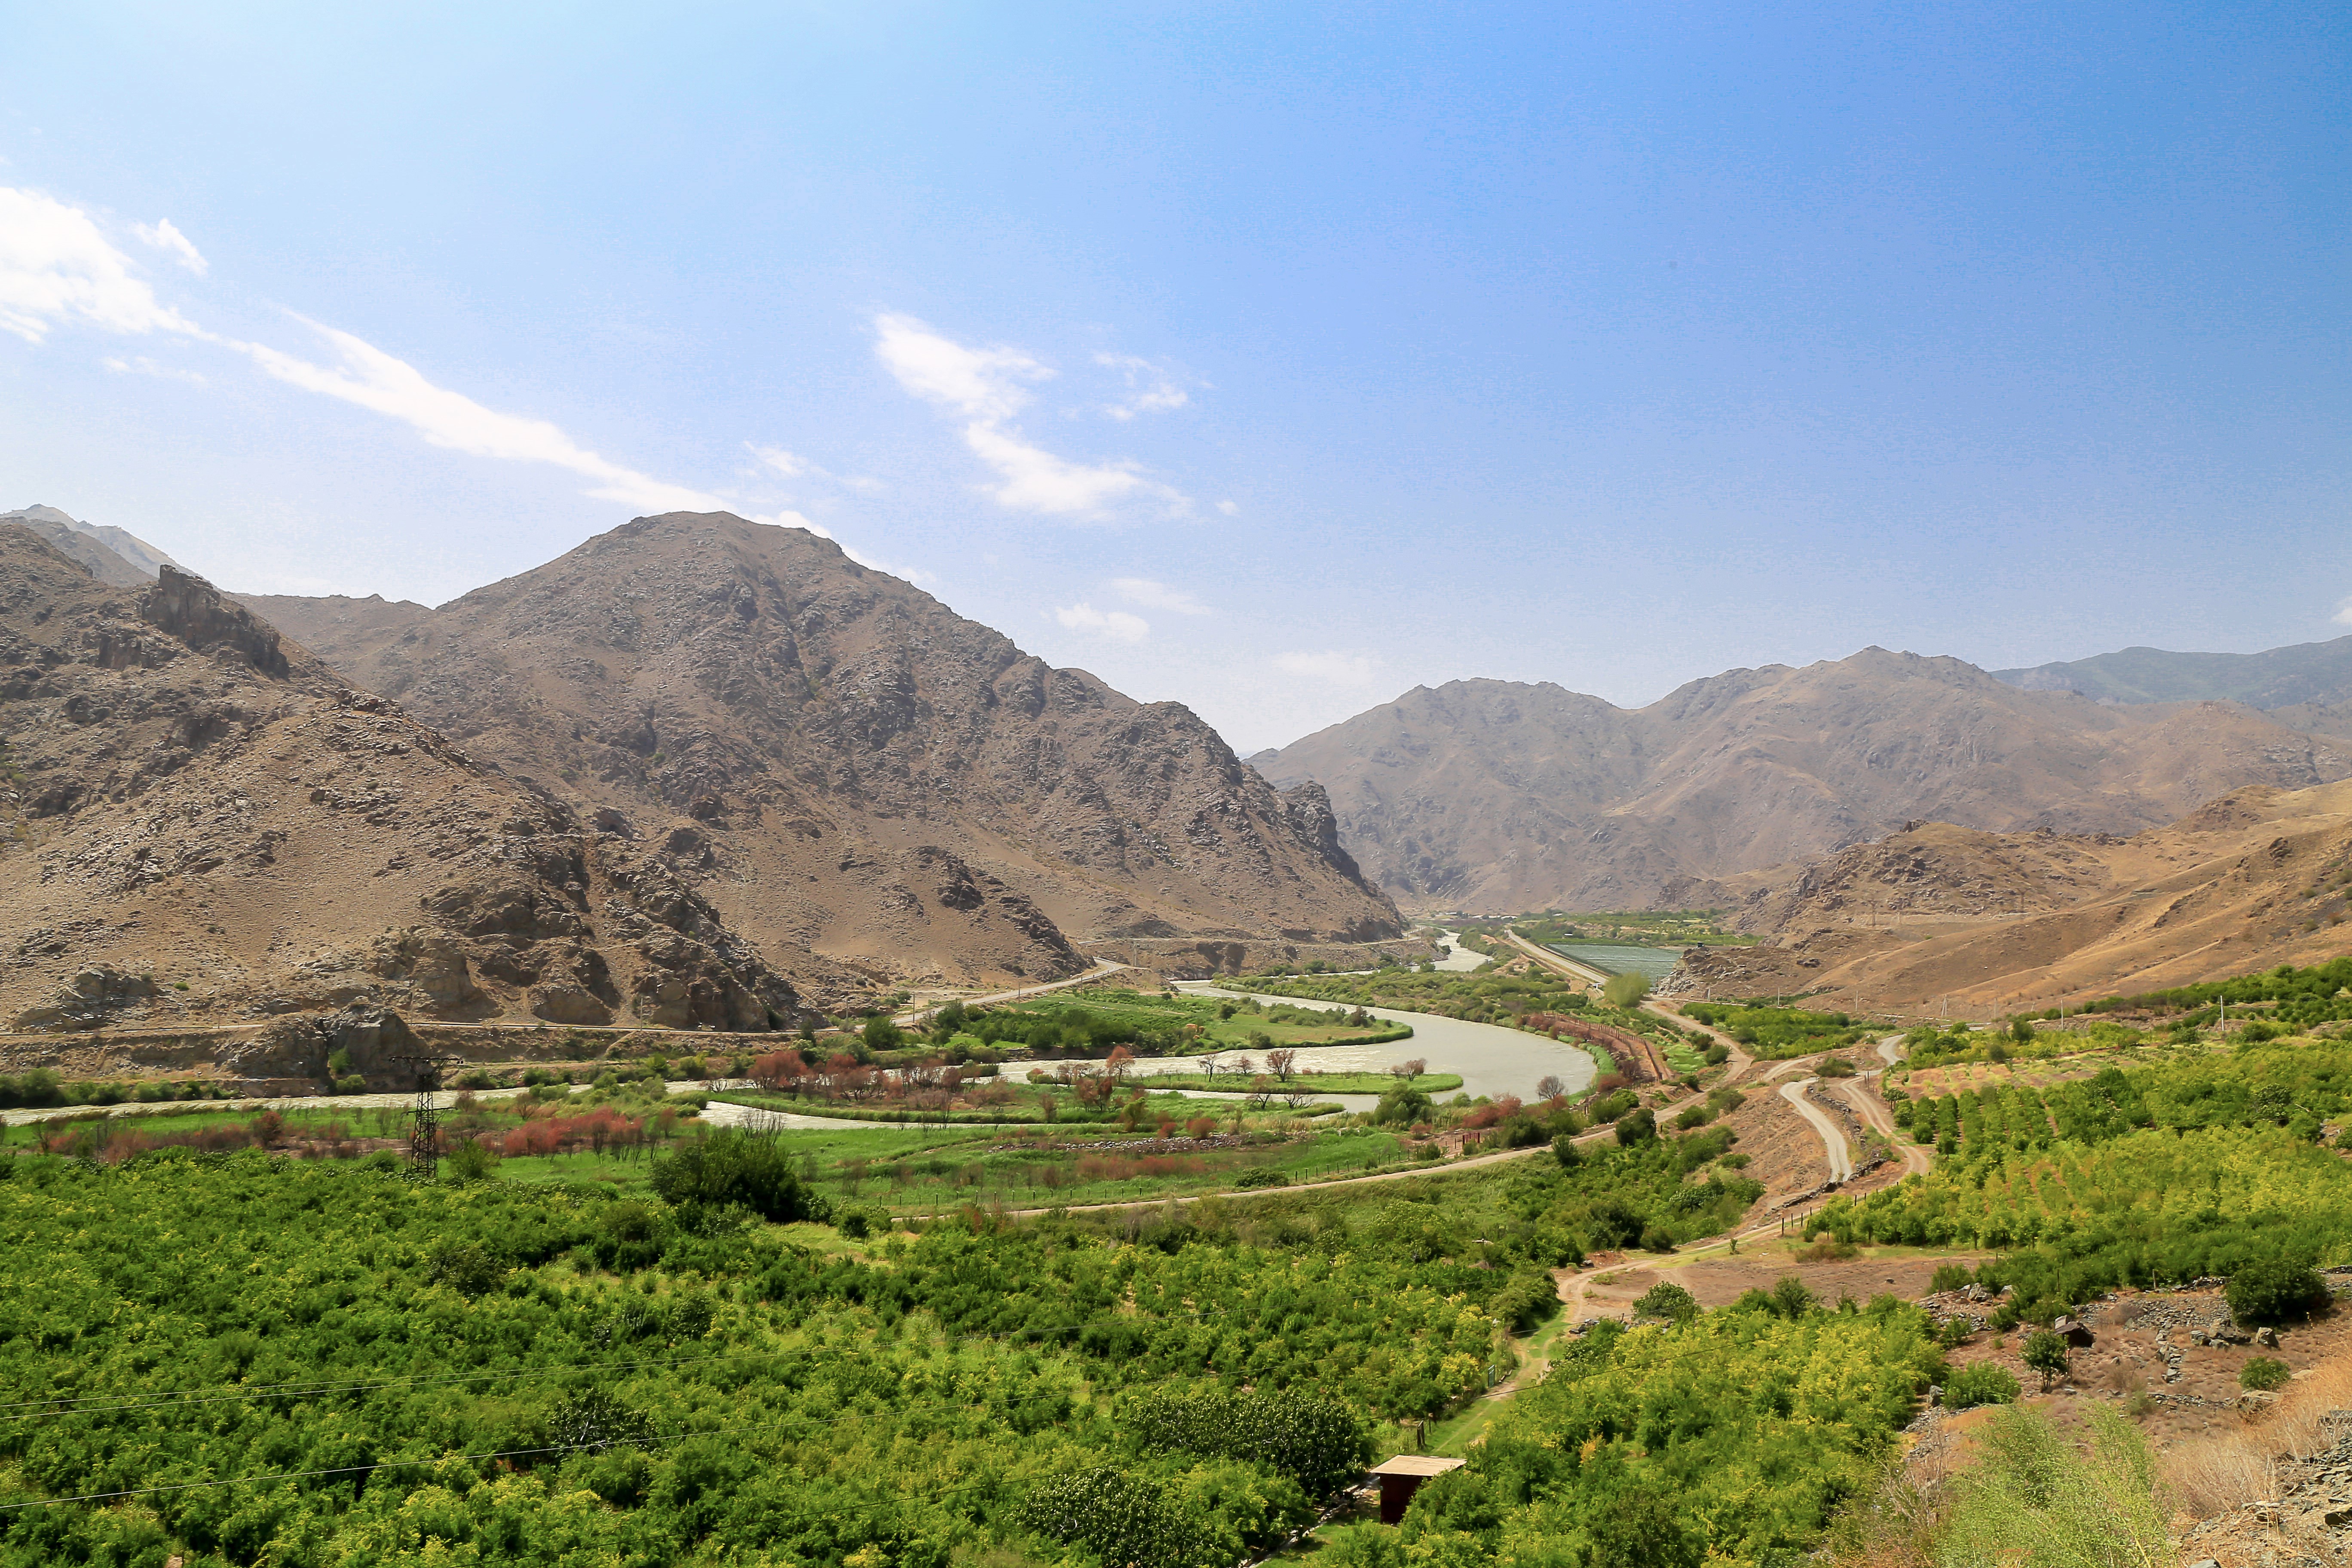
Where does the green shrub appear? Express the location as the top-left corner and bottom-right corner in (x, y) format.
(2226, 1257), (2328, 1325)
(2022, 1330), (2070, 1389)
(1602, 973), (1650, 1008)
(1929, 1263), (1973, 1292)
(2239, 1356), (2290, 1391)
(649, 1129), (825, 1222)
(1231, 1168), (1289, 1189)
(1942, 1362), (2021, 1409)
(1615, 1108), (1657, 1145)
(1633, 1281), (1699, 1322)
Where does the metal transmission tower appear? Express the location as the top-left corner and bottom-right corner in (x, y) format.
(393, 1052), (463, 1179)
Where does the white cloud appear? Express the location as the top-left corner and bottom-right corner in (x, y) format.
(103, 354), (207, 386)
(747, 443), (812, 478)
(233, 318), (763, 516)
(1275, 650), (1384, 684)
(2335, 595), (2352, 628)
(0, 187), (206, 343)
(1216, 499), (1238, 516)
(8, 183), (873, 558)
(875, 313), (1188, 520)
(1095, 352), (1191, 420)
(133, 218), (208, 276)
(875, 313), (1049, 421)
(1112, 576), (1211, 616)
(1055, 602), (1150, 642)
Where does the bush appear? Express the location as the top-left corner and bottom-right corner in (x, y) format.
(1817, 1056), (1856, 1078)
(1374, 1085), (1433, 1126)
(2239, 1356), (2291, 1391)
(1231, 1168), (1289, 1189)
(1633, 1281), (1699, 1323)
(2226, 1257), (2329, 1325)
(1552, 1132), (1582, 1168)
(1929, 1262), (1974, 1293)
(1615, 1108), (1657, 1146)
(649, 1130), (825, 1223)
(444, 1138), (499, 1182)
(1942, 1362), (2021, 1409)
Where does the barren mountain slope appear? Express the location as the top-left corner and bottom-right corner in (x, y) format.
(1673, 781), (2352, 1011)
(242, 511), (1401, 984)
(1256, 650), (2350, 912)
(0, 524), (811, 1036)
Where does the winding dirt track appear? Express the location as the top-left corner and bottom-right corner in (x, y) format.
(1777, 1078), (1852, 1183)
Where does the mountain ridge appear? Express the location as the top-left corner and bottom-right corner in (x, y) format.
(1255, 651), (2352, 912)
(236, 511), (1403, 988)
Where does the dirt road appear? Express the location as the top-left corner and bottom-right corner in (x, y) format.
(1827, 1072), (1932, 1179)
(1778, 1078), (1852, 1183)
(896, 961), (1128, 1026)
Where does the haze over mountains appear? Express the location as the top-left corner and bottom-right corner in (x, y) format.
(1252, 651), (2352, 915)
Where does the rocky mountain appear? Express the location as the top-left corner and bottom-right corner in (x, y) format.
(1252, 650), (2352, 913)
(0, 523), (809, 1038)
(239, 511), (1402, 988)
(1671, 778), (2352, 1012)
(1994, 634), (2352, 712)
(1, 505), (181, 585)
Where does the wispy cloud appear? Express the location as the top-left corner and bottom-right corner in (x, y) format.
(133, 217), (208, 276)
(874, 313), (1188, 520)
(1275, 650), (1384, 685)
(1095, 352), (1191, 420)
(1216, 499), (1239, 516)
(1055, 602), (1150, 642)
(0, 187), (206, 342)
(104, 354), (207, 386)
(235, 319), (755, 516)
(3, 184), (839, 539)
(1112, 576), (1211, 616)
(2334, 595), (2352, 628)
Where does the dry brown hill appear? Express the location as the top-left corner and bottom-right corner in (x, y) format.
(1254, 652), (2351, 913)
(1671, 780), (2352, 1012)
(0, 524), (813, 1038)
(239, 511), (1402, 987)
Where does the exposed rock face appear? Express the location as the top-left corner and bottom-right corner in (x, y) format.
(1254, 653), (2352, 913)
(241, 511), (1400, 985)
(0, 524), (808, 1034)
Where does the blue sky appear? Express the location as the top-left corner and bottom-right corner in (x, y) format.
(2, 2), (2345, 751)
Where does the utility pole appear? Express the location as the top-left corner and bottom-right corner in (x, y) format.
(394, 1051), (462, 1180)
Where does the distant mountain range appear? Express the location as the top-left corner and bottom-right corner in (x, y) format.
(0, 504), (182, 586)
(1993, 634), (2352, 720)
(1252, 649), (2352, 914)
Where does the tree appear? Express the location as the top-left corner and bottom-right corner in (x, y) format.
(862, 1015), (903, 1051)
(1265, 1047), (1298, 1081)
(1535, 1074), (1565, 1100)
(1375, 1085), (1434, 1126)
(1767, 1275), (1815, 1319)
(1392, 1058), (1427, 1080)
(1552, 1132), (1582, 1168)
(1614, 1107), (1656, 1145)
(2021, 1329), (2069, 1390)
(1602, 972), (1651, 1008)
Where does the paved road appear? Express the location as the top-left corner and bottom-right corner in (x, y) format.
(1778, 1078), (1852, 1183)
